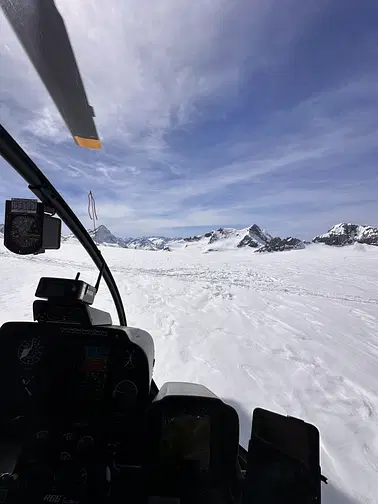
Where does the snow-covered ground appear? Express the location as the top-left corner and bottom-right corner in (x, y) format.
(0, 241), (377, 503)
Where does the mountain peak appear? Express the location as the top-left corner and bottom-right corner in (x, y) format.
(84, 225), (127, 247)
(313, 223), (378, 246)
(181, 224), (303, 253)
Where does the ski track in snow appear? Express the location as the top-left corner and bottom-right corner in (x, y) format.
(0, 243), (378, 503)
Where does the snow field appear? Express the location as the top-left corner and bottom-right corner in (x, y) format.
(0, 241), (377, 503)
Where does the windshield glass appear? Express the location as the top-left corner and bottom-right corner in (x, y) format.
(1, 2), (378, 503)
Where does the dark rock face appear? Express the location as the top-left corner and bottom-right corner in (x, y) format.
(237, 224), (271, 248)
(249, 224), (271, 243)
(318, 234), (352, 246)
(89, 225), (127, 247)
(256, 237), (305, 253)
(209, 228), (235, 244)
(184, 228), (237, 244)
(351, 225), (378, 245)
(124, 237), (156, 250)
(237, 235), (260, 248)
(361, 232), (378, 245)
(183, 235), (201, 242)
(313, 223), (378, 246)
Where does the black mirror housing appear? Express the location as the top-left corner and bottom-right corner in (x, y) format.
(4, 198), (61, 255)
(243, 408), (322, 503)
(42, 213), (61, 251)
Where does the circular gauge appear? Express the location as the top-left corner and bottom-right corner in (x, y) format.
(18, 338), (43, 365)
(10, 215), (41, 249)
(60, 451), (72, 461)
(112, 380), (138, 409)
(77, 436), (94, 451)
(36, 430), (49, 441)
(63, 432), (74, 442)
(123, 349), (136, 368)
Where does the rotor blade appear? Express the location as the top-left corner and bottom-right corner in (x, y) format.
(1, 0), (101, 150)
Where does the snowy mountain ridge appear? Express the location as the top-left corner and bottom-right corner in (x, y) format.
(180, 224), (305, 253)
(71, 223), (306, 253)
(313, 223), (378, 246)
(63, 225), (174, 251)
(2, 221), (378, 251)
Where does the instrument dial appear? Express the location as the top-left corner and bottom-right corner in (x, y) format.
(36, 430), (49, 440)
(10, 215), (41, 248)
(112, 380), (138, 410)
(77, 435), (94, 451)
(124, 349), (137, 368)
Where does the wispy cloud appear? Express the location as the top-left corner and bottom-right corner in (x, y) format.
(1, 0), (377, 239)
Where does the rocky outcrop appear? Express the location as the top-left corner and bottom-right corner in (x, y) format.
(183, 235), (202, 242)
(209, 228), (237, 244)
(237, 235), (260, 248)
(256, 237), (305, 253)
(88, 225), (127, 247)
(354, 226), (378, 245)
(237, 224), (272, 248)
(184, 229), (234, 243)
(313, 223), (378, 246)
(124, 237), (156, 250)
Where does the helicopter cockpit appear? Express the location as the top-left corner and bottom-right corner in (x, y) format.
(0, 1), (325, 501)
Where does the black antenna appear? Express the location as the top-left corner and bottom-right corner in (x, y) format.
(75, 272), (80, 281)
(95, 262), (105, 292)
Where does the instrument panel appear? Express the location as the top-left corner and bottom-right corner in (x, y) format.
(0, 322), (152, 425)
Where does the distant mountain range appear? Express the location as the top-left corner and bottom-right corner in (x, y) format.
(63, 225), (174, 251)
(181, 224), (306, 253)
(82, 222), (378, 252)
(2, 222), (378, 252)
(63, 223), (307, 253)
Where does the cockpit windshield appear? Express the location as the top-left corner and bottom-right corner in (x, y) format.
(1, 2), (378, 503)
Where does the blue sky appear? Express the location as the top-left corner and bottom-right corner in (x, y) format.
(1, 0), (377, 239)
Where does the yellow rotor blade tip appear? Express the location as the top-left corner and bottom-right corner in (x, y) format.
(74, 136), (102, 150)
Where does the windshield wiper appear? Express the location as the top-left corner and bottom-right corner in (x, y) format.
(0, 124), (127, 326)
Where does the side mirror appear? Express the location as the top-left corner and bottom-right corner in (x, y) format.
(4, 198), (61, 255)
(243, 408), (322, 503)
